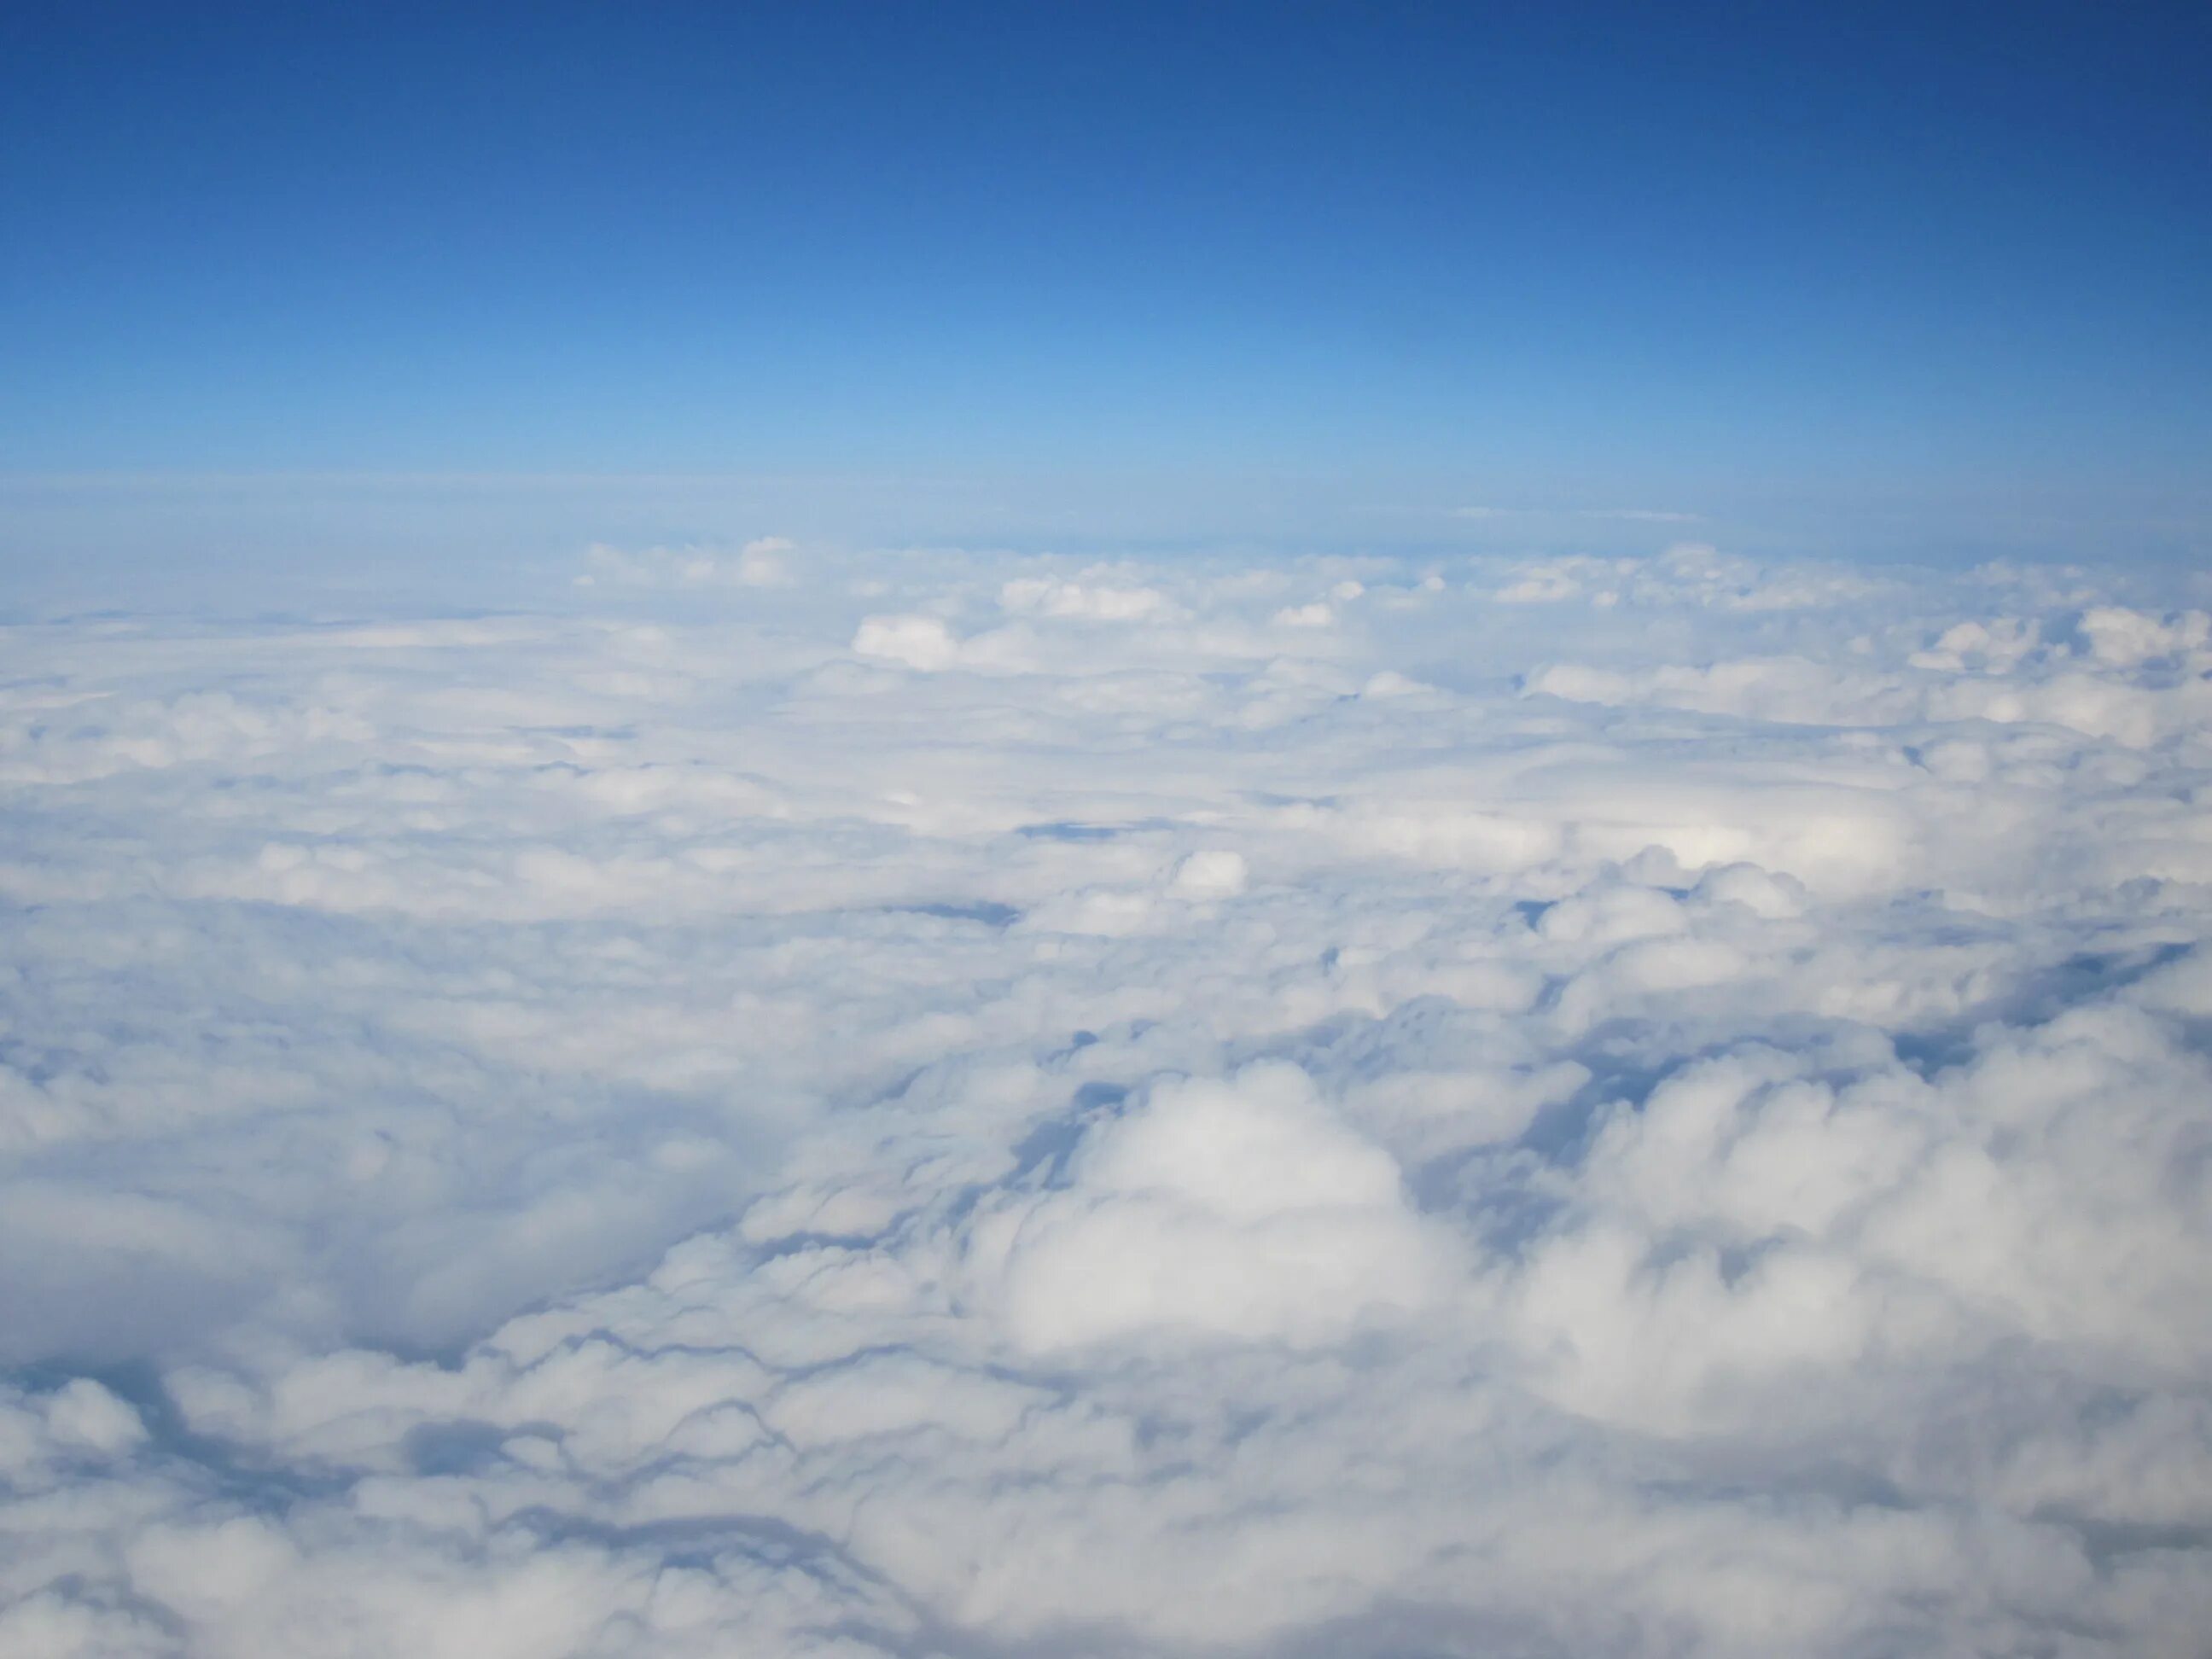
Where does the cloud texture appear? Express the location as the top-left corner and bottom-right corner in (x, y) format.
(3, 541), (2210, 1655)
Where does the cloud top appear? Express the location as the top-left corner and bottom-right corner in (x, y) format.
(2, 540), (2209, 1655)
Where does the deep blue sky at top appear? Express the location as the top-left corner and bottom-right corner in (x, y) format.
(2, 1), (2207, 560)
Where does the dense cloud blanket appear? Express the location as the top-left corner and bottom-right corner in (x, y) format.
(3, 543), (2210, 1656)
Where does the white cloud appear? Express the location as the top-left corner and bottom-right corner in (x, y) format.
(998, 575), (1179, 622)
(1169, 847), (1248, 898)
(969, 1062), (1452, 1349)
(1, 542), (2209, 1654)
(2079, 605), (2211, 667)
(851, 611), (963, 669)
(579, 535), (797, 589)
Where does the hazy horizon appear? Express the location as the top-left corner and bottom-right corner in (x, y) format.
(3, 6), (2209, 1657)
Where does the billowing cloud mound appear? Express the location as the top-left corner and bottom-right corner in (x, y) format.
(2, 542), (2209, 1655)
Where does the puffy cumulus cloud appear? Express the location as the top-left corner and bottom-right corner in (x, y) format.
(3, 544), (2211, 1655)
(1170, 847), (1249, 897)
(852, 611), (965, 670)
(1525, 582), (2212, 751)
(2080, 604), (2211, 668)
(967, 1062), (1453, 1350)
(1270, 599), (1337, 627)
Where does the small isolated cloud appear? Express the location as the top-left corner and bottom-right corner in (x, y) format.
(3, 543), (2209, 1655)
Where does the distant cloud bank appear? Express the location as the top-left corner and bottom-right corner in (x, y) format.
(2, 540), (2209, 1655)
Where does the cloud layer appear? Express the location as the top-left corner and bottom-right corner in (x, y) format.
(3, 541), (2209, 1655)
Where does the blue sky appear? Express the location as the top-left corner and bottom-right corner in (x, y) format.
(3, 2), (2207, 568)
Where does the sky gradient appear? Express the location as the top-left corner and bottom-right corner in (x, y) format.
(3, 1), (2208, 570)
